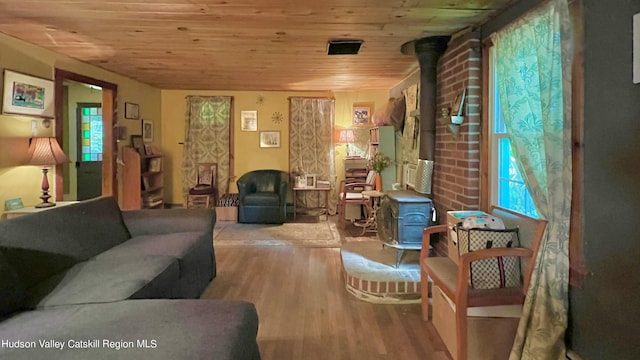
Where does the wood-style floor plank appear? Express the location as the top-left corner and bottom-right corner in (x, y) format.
(201, 218), (451, 360)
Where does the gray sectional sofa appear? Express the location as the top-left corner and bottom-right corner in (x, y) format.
(0, 196), (261, 359)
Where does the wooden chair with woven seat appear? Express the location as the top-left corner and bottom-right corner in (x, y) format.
(187, 163), (218, 209)
(420, 206), (547, 360)
(336, 170), (377, 228)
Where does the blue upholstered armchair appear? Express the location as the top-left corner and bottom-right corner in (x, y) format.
(236, 170), (289, 224)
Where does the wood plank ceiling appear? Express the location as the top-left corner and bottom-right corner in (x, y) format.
(0, 0), (515, 91)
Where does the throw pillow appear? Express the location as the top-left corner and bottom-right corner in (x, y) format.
(456, 224), (521, 290)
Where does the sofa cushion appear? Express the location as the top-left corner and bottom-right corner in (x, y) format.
(243, 193), (280, 206)
(0, 299), (261, 360)
(27, 255), (180, 307)
(0, 197), (131, 289)
(0, 251), (26, 318)
(97, 232), (215, 297)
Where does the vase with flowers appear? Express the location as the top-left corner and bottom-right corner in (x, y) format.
(369, 152), (392, 190)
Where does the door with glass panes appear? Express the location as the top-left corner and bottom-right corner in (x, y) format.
(76, 103), (103, 200)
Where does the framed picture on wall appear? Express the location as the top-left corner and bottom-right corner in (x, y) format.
(241, 110), (258, 131)
(125, 102), (140, 120)
(352, 102), (374, 126)
(259, 131), (280, 148)
(2, 69), (55, 118)
(142, 119), (153, 142)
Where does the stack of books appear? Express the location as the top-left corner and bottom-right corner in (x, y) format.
(316, 180), (330, 189)
(143, 194), (163, 208)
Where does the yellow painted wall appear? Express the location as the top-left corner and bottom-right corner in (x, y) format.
(161, 90), (327, 205)
(161, 89), (390, 205)
(0, 33), (161, 214)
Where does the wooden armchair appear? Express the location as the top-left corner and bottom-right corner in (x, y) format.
(336, 170), (377, 227)
(420, 206), (547, 360)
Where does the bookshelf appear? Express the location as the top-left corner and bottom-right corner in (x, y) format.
(122, 146), (164, 210)
(344, 157), (369, 183)
(369, 126), (396, 191)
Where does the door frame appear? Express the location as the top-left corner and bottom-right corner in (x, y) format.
(54, 69), (118, 200)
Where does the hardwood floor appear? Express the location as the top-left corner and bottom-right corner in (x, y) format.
(202, 217), (452, 360)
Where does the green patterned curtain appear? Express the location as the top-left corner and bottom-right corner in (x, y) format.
(289, 98), (337, 214)
(492, 0), (573, 358)
(182, 96), (232, 204)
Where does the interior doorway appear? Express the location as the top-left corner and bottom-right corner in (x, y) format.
(54, 69), (118, 201)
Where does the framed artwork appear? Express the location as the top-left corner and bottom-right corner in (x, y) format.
(352, 102), (374, 126)
(305, 174), (317, 188)
(130, 135), (144, 154)
(142, 119), (153, 142)
(125, 102), (140, 119)
(2, 69), (55, 118)
(259, 131), (280, 148)
(241, 110), (258, 131)
(144, 144), (153, 156)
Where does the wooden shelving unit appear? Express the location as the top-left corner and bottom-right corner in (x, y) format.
(122, 146), (164, 210)
(369, 125), (396, 191)
(344, 157), (369, 183)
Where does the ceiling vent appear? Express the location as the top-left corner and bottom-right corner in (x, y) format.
(327, 39), (363, 55)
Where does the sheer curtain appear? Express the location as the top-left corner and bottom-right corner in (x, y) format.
(182, 96), (232, 203)
(289, 97), (337, 214)
(492, 0), (573, 358)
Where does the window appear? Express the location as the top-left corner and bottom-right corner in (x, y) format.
(79, 104), (103, 162)
(488, 48), (538, 218)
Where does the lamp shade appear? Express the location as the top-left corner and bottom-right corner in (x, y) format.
(26, 137), (70, 166)
(338, 129), (355, 143)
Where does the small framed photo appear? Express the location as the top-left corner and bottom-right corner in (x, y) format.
(352, 102), (374, 126)
(4, 197), (24, 211)
(2, 70), (55, 118)
(259, 131), (280, 148)
(142, 119), (153, 142)
(131, 135), (144, 154)
(144, 144), (153, 155)
(305, 174), (317, 188)
(241, 110), (258, 131)
(125, 102), (139, 120)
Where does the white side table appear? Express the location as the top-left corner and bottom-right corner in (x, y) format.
(1, 201), (79, 221)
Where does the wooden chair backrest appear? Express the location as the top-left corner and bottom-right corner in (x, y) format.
(489, 206), (547, 295)
(196, 163), (217, 186)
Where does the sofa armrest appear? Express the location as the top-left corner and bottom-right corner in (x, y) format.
(278, 181), (288, 205)
(122, 208), (216, 237)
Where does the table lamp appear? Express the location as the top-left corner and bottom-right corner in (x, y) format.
(338, 129), (355, 157)
(25, 137), (70, 208)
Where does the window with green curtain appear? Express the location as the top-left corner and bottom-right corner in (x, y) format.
(489, 47), (538, 218)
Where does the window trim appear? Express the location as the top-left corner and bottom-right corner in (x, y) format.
(481, 1), (586, 286)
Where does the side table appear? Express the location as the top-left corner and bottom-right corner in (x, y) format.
(353, 190), (385, 235)
(292, 187), (330, 220)
(1, 201), (79, 221)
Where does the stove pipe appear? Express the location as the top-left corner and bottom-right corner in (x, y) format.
(414, 36), (449, 160)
